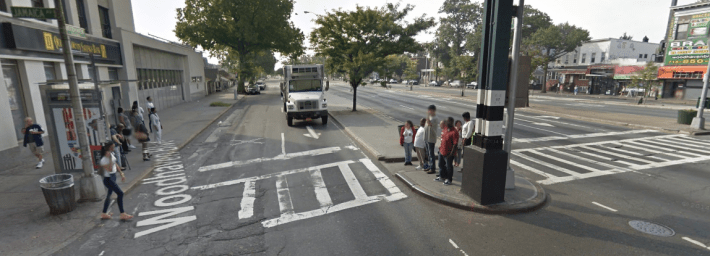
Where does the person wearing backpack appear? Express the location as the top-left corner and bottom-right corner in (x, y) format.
(434, 117), (459, 185)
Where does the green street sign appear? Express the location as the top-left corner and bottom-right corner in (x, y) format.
(11, 7), (56, 19)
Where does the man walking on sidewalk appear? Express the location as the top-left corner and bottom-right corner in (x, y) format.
(149, 108), (162, 144)
(424, 105), (439, 174)
(22, 117), (45, 168)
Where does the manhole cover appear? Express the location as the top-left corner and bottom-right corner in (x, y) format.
(628, 220), (675, 237)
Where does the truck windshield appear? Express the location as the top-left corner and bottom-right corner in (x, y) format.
(289, 80), (322, 92)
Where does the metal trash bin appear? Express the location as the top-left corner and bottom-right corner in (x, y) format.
(39, 174), (77, 215)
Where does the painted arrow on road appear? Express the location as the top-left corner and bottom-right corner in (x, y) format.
(304, 126), (321, 139)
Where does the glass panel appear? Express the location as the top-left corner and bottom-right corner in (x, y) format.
(44, 62), (56, 81)
(3, 61), (26, 140)
(108, 68), (119, 81)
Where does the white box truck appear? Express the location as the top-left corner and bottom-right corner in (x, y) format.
(281, 64), (329, 126)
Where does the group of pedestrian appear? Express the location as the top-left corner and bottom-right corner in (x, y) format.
(399, 105), (475, 185)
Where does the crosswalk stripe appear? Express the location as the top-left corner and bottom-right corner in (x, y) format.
(574, 146), (640, 166)
(546, 148), (635, 172)
(338, 163), (369, 200)
(527, 150), (601, 172)
(511, 152), (583, 176)
(238, 180), (256, 219)
(276, 176), (295, 215)
(359, 158), (407, 202)
(654, 137), (710, 150)
(622, 140), (696, 157)
(609, 142), (680, 161)
(509, 159), (557, 179)
(309, 169), (333, 208)
(640, 140), (705, 157)
(590, 145), (660, 164)
(665, 136), (710, 147)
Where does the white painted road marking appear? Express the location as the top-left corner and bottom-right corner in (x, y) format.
(400, 105), (414, 110)
(306, 125), (321, 139)
(516, 123), (569, 136)
(197, 147), (342, 172)
(532, 122), (554, 127)
(192, 160), (406, 228)
(281, 133), (286, 155)
(511, 135), (710, 185)
(449, 239), (459, 248)
(682, 237), (710, 250)
(592, 202), (618, 212)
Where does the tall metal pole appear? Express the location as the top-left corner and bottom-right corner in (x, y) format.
(53, 0), (104, 201)
(690, 61), (709, 130)
(504, 0), (524, 189)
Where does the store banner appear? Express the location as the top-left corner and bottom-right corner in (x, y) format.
(665, 13), (710, 66)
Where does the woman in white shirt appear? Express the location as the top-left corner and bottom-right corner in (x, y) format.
(400, 120), (416, 166)
(413, 118), (428, 170)
(98, 143), (132, 220)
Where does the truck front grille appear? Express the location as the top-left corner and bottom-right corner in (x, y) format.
(298, 100), (318, 110)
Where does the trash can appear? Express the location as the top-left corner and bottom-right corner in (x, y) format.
(677, 109), (698, 125)
(39, 174), (77, 215)
(397, 125), (404, 136)
(697, 97), (710, 109)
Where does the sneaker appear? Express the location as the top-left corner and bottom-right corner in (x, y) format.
(36, 161), (43, 168)
(434, 177), (441, 181)
(444, 180), (451, 185)
(426, 170), (436, 174)
(41, 159), (45, 163)
(129, 145), (136, 149)
(415, 166), (422, 170)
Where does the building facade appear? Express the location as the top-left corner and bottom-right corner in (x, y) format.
(547, 38), (659, 94)
(0, 0), (206, 152)
(657, 1), (710, 100)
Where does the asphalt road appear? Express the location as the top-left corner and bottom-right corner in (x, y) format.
(53, 80), (710, 256)
(384, 83), (709, 119)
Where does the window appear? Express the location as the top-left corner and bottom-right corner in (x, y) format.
(644, 54), (648, 59)
(98, 6), (112, 38)
(639, 54), (643, 58)
(675, 23), (689, 40)
(556, 59), (561, 64)
(565, 55), (569, 64)
(581, 53), (587, 63)
(44, 62), (57, 81)
(31, 0), (44, 8)
(77, 0), (88, 31)
(0, 0), (8, 12)
(60, 0), (70, 23)
(601, 52), (606, 63)
(3, 60), (27, 140)
(108, 68), (119, 81)
(591, 53), (596, 63)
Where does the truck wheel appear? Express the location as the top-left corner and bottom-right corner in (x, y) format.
(322, 116), (328, 125)
(287, 116), (293, 126)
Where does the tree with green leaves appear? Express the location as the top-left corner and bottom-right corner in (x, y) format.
(435, 0), (483, 84)
(629, 62), (659, 103)
(175, 0), (304, 92)
(310, 4), (434, 111)
(527, 22), (590, 93)
(620, 32), (633, 40)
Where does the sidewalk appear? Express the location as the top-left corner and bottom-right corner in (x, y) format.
(0, 89), (242, 256)
(327, 93), (547, 214)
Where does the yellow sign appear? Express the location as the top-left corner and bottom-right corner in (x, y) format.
(42, 32), (108, 58)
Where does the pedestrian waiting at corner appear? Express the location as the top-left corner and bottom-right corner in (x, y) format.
(413, 118), (429, 171)
(423, 105), (439, 174)
(435, 117), (459, 185)
(399, 120), (416, 166)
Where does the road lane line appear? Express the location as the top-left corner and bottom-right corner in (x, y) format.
(399, 105), (414, 110)
(197, 147), (342, 172)
(310, 169), (333, 207)
(516, 123), (569, 136)
(359, 158), (407, 202)
(281, 133), (286, 155)
(238, 180), (256, 219)
(531, 122), (554, 127)
(276, 176), (295, 215)
(338, 162), (369, 200)
(306, 126), (320, 139)
(192, 160), (356, 190)
(682, 237), (710, 250)
(449, 239), (459, 248)
(592, 202), (618, 212)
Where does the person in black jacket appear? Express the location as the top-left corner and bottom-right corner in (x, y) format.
(22, 117), (45, 168)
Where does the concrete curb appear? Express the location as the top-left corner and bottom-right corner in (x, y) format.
(519, 108), (710, 136)
(122, 97), (242, 195)
(395, 172), (549, 214)
(328, 112), (385, 161)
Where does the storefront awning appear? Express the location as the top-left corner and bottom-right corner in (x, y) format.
(613, 66), (645, 80)
(658, 66), (707, 79)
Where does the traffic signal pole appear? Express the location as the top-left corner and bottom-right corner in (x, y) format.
(690, 62), (709, 130)
(53, 0), (105, 201)
(504, 0), (524, 189)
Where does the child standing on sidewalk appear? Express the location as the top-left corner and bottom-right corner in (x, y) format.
(399, 120), (416, 166)
(414, 118), (428, 171)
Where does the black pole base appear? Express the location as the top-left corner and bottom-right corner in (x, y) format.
(461, 146), (508, 205)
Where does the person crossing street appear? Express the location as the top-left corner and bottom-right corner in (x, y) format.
(149, 108), (162, 144)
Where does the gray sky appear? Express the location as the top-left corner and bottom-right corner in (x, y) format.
(132, 0), (699, 68)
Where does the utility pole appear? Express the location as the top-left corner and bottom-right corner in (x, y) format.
(691, 62), (709, 130)
(53, 0), (105, 201)
(504, 0), (524, 189)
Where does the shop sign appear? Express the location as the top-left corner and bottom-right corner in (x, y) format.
(11, 7), (56, 19)
(665, 12), (710, 66)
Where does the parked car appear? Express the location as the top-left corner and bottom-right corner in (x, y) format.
(450, 80), (463, 87)
(428, 81), (439, 86)
(466, 82), (478, 89)
(389, 79), (398, 84)
(256, 81), (266, 90)
(246, 83), (260, 95)
(407, 80), (419, 85)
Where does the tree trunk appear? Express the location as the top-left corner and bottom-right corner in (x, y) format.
(352, 85), (358, 111)
(541, 53), (549, 93)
